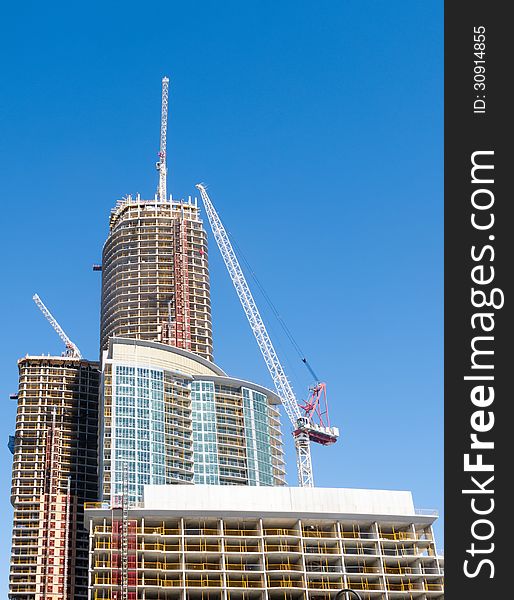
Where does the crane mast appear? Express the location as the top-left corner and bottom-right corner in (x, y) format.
(33, 294), (82, 359)
(156, 76), (170, 202)
(196, 183), (325, 487)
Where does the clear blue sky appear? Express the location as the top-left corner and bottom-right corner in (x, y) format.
(0, 1), (443, 592)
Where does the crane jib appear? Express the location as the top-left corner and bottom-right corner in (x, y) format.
(196, 183), (341, 488)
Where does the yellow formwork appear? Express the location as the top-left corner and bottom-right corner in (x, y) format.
(379, 525), (415, 541)
(302, 542), (338, 554)
(266, 577), (304, 588)
(340, 525), (362, 538)
(263, 528), (297, 537)
(226, 577), (263, 588)
(185, 542), (220, 552)
(346, 578), (383, 591)
(265, 546), (299, 553)
(142, 561), (181, 570)
(424, 580), (444, 591)
(185, 563), (220, 571)
(225, 542), (260, 553)
(307, 579), (343, 590)
(266, 560), (302, 571)
(184, 576), (223, 587)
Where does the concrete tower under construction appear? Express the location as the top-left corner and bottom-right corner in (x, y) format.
(100, 196), (213, 362)
(9, 356), (100, 600)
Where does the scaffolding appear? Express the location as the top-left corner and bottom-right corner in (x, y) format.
(42, 409), (62, 599)
(170, 217), (192, 351)
(111, 464), (138, 600)
(36, 408), (74, 599)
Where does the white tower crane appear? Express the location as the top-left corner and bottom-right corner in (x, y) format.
(33, 294), (82, 359)
(195, 184), (339, 487)
(156, 76), (170, 201)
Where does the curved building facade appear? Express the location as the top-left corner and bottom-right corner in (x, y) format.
(100, 196), (213, 361)
(100, 339), (286, 503)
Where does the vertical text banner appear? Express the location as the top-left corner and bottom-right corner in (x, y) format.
(445, 2), (510, 597)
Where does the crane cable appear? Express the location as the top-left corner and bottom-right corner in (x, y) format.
(227, 232), (321, 384)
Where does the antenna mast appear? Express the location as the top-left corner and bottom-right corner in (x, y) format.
(156, 76), (170, 201)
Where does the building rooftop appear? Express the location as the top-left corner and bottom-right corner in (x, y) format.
(85, 484), (438, 525)
(106, 337), (282, 403)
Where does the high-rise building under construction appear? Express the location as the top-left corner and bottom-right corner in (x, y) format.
(86, 486), (444, 600)
(8, 356), (100, 600)
(7, 77), (443, 600)
(97, 188), (287, 503)
(100, 195), (213, 362)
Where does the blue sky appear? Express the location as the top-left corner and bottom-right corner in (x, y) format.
(0, 1), (443, 592)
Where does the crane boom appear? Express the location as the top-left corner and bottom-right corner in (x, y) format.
(196, 183), (315, 487)
(33, 294), (82, 359)
(156, 76), (170, 202)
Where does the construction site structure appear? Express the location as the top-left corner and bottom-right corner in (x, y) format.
(33, 294), (82, 359)
(9, 356), (100, 600)
(196, 184), (339, 488)
(156, 77), (170, 202)
(100, 195), (213, 362)
(6, 76), (444, 600)
(99, 77), (212, 362)
(85, 484), (444, 600)
(109, 464), (138, 600)
(99, 338), (286, 505)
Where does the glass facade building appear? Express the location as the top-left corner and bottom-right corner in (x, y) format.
(100, 338), (286, 503)
(191, 381), (219, 484)
(190, 383), (276, 486)
(242, 387), (274, 486)
(111, 366), (170, 502)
